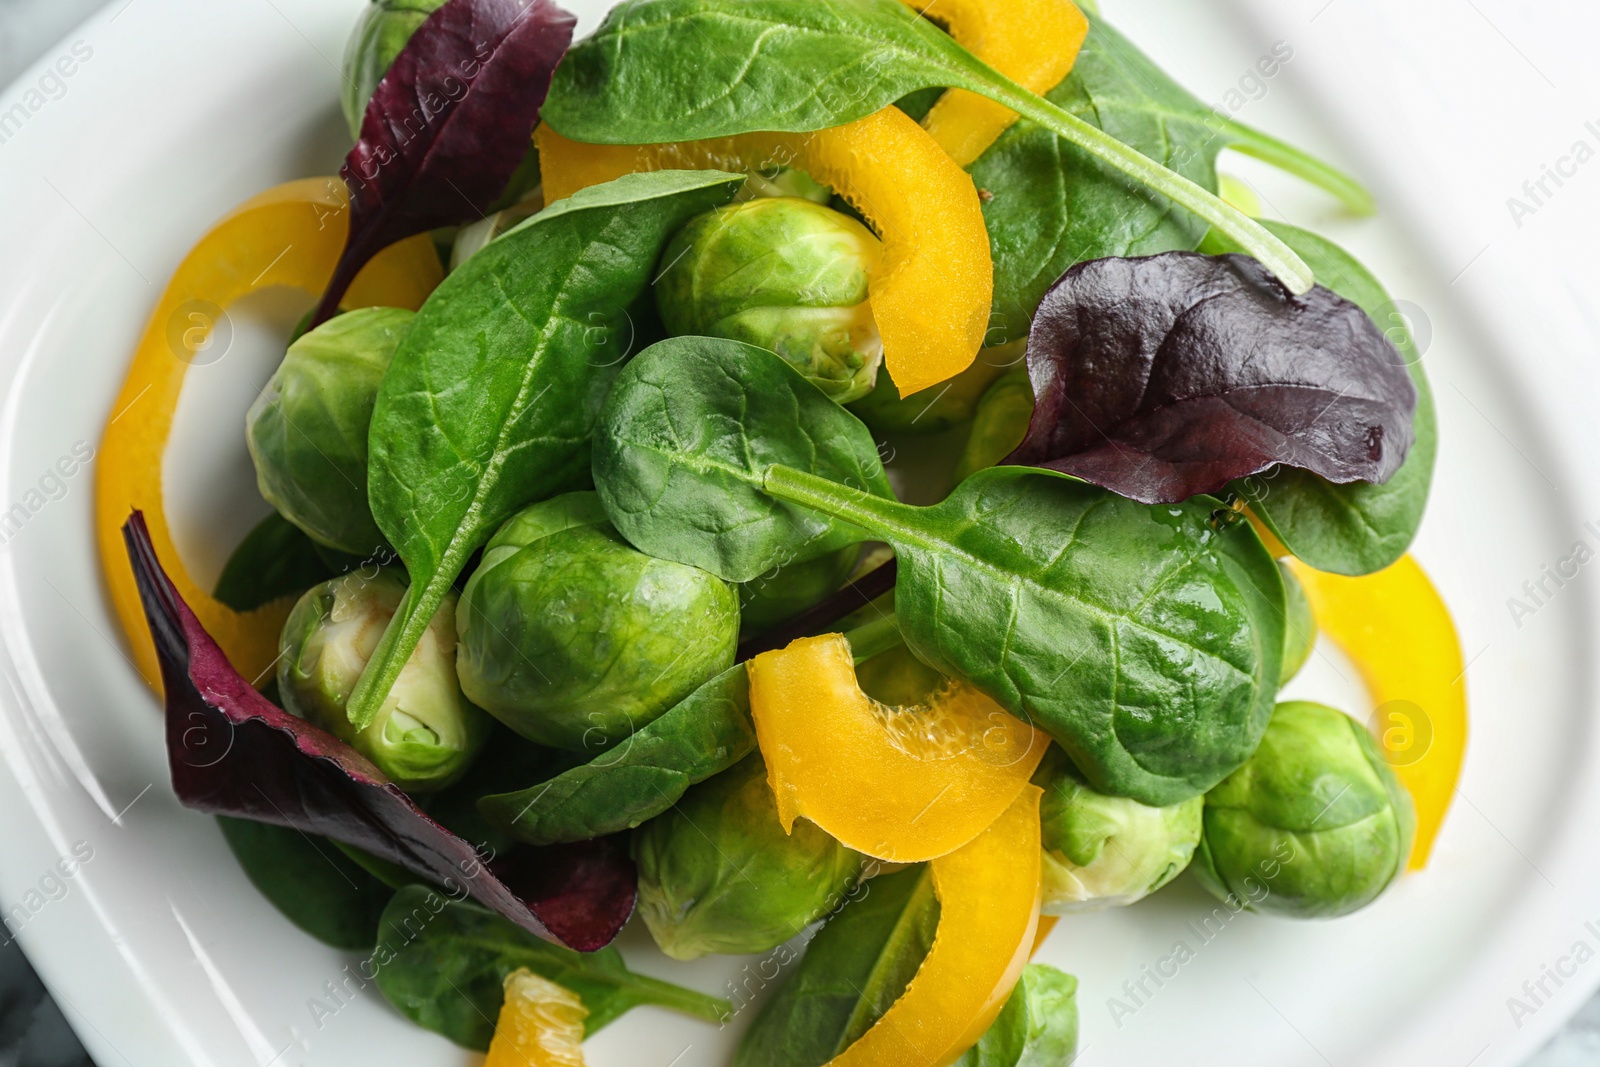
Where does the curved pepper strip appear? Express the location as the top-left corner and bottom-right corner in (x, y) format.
(747, 633), (1047, 862)
(95, 178), (442, 689)
(827, 785), (1042, 1067)
(906, 0), (1089, 167)
(536, 111), (991, 396)
(1289, 555), (1466, 870)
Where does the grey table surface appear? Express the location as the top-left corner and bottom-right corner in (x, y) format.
(0, 0), (1595, 1064)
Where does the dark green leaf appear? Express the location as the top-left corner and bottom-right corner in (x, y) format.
(952, 964), (1079, 1067)
(216, 816), (391, 950)
(765, 465), (1284, 805)
(373, 885), (731, 1050)
(543, 0), (995, 143)
(346, 169), (745, 729)
(734, 866), (939, 1067)
(478, 664), (756, 845)
(542, 0), (1315, 291)
(212, 512), (335, 612)
(593, 337), (892, 583)
(1202, 221), (1437, 574)
(968, 18), (1223, 338)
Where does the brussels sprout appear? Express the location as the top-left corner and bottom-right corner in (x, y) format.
(1279, 561), (1317, 683)
(953, 368), (1034, 483)
(339, 0), (448, 138)
(456, 493), (740, 750)
(848, 340), (1023, 436)
(1193, 701), (1415, 919)
(742, 167), (832, 203)
(633, 755), (866, 959)
(246, 307), (411, 556)
(655, 197), (884, 402)
(1036, 751), (1202, 914)
(737, 544), (861, 634)
(278, 570), (489, 792)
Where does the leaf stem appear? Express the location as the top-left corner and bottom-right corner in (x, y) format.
(628, 974), (733, 1023)
(844, 612), (903, 663)
(762, 466), (923, 544)
(345, 569), (455, 730)
(980, 79), (1315, 294)
(1217, 118), (1376, 216)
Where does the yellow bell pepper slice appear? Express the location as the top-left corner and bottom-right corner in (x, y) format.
(827, 785), (1043, 1067)
(746, 633), (1047, 862)
(1289, 555), (1466, 870)
(907, 0), (1089, 167)
(536, 111), (991, 396)
(95, 178), (442, 689)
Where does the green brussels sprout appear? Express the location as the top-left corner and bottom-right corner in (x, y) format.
(737, 544), (861, 634)
(246, 307), (411, 556)
(1279, 561), (1317, 683)
(1036, 751), (1202, 914)
(278, 570), (489, 792)
(848, 340), (1023, 436)
(655, 197), (884, 402)
(339, 0), (448, 139)
(855, 639), (945, 707)
(742, 167), (832, 203)
(953, 368), (1034, 483)
(456, 493), (740, 750)
(633, 755), (866, 959)
(1193, 701), (1415, 919)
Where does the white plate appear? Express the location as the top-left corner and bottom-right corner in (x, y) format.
(1, 0), (1597, 1064)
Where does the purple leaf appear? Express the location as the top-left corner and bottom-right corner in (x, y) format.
(312, 0), (577, 325)
(122, 512), (633, 952)
(1006, 252), (1417, 505)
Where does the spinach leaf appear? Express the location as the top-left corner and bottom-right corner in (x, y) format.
(734, 866), (939, 1067)
(953, 964), (1079, 1067)
(969, 18), (1374, 338)
(593, 336), (892, 583)
(591, 342), (1283, 803)
(543, 0), (1313, 292)
(374, 886), (730, 1050)
(345, 170), (745, 729)
(967, 19), (1221, 339)
(213, 512), (335, 612)
(477, 663), (755, 845)
(1201, 221), (1437, 575)
(217, 816), (391, 950)
(1009, 251), (1417, 503)
(764, 465), (1285, 804)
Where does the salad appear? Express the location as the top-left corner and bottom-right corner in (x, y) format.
(92, 0), (1468, 1062)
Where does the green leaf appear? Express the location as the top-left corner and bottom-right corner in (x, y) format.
(477, 663), (755, 845)
(373, 885), (730, 1050)
(968, 19), (1224, 339)
(543, 0), (1312, 292)
(345, 169), (745, 729)
(1201, 221), (1437, 575)
(764, 465), (1284, 805)
(952, 964), (1079, 1067)
(212, 512), (335, 612)
(216, 816), (391, 950)
(593, 336), (893, 583)
(734, 866), (939, 1067)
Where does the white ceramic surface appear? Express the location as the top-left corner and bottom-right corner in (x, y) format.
(0, 1), (1597, 1065)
